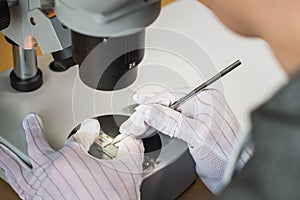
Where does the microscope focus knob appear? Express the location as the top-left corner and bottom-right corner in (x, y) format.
(0, 0), (10, 31)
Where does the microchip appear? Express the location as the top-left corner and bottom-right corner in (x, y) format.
(93, 131), (119, 159)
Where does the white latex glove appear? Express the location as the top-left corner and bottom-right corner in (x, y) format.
(120, 88), (253, 194)
(0, 113), (144, 200)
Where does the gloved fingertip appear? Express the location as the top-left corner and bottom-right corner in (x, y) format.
(132, 93), (143, 104)
(80, 119), (100, 131)
(134, 104), (152, 112)
(73, 119), (100, 151)
(133, 93), (158, 105)
(119, 123), (131, 135)
(120, 109), (154, 137)
(22, 112), (43, 130)
(118, 135), (144, 154)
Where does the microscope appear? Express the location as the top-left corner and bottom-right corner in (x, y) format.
(0, 0), (197, 199)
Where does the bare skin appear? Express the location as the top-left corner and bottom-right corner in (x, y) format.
(197, 0), (300, 77)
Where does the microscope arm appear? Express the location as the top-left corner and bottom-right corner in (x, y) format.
(1, 0), (70, 54)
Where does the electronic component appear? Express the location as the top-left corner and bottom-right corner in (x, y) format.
(91, 130), (161, 171)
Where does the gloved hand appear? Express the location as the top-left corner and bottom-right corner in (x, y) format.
(120, 88), (253, 194)
(0, 113), (144, 200)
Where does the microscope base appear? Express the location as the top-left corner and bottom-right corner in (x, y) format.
(141, 150), (196, 200)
